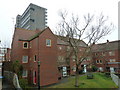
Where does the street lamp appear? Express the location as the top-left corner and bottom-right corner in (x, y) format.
(38, 61), (41, 90)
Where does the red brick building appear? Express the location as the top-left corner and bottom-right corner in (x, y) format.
(56, 36), (92, 77)
(11, 27), (58, 86)
(11, 26), (120, 87)
(92, 40), (120, 73)
(5, 48), (11, 62)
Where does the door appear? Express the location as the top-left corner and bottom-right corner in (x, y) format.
(33, 70), (37, 84)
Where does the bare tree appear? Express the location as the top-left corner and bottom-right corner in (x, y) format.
(56, 10), (114, 87)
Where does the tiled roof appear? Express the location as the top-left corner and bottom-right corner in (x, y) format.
(92, 40), (120, 52)
(15, 27), (87, 48)
(17, 27), (49, 41)
(56, 35), (87, 47)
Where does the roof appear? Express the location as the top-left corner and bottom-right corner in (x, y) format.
(92, 40), (120, 52)
(56, 35), (88, 47)
(18, 27), (50, 41)
(15, 27), (87, 48)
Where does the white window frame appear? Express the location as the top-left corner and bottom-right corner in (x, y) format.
(59, 47), (62, 50)
(109, 51), (115, 56)
(72, 66), (76, 72)
(22, 70), (28, 77)
(96, 60), (99, 64)
(34, 55), (37, 62)
(102, 52), (105, 56)
(110, 59), (116, 62)
(23, 42), (28, 49)
(99, 60), (102, 64)
(22, 56), (28, 63)
(46, 39), (51, 46)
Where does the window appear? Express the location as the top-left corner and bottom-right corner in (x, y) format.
(109, 51), (115, 56)
(22, 70), (28, 77)
(46, 39), (51, 46)
(95, 53), (98, 56)
(34, 55), (37, 62)
(67, 46), (70, 51)
(23, 42), (28, 49)
(87, 57), (91, 61)
(96, 60), (102, 64)
(22, 56), (28, 63)
(102, 52), (105, 56)
(72, 66), (76, 72)
(72, 56), (76, 61)
(79, 49), (82, 51)
(99, 60), (102, 64)
(110, 59), (116, 62)
(58, 56), (64, 62)
(59, 47), (62, 50)
(96, 60), (99, 64)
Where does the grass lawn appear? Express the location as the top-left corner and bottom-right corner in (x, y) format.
(49, 72), (118, 88)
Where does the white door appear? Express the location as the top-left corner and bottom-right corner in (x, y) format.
(110, 67), (114, 73)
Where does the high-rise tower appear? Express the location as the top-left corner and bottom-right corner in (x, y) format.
(15, 3), (47, 30)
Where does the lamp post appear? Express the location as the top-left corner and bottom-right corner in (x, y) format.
(38, 61), (40, 90)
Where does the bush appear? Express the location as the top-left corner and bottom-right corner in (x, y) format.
(19, 78), (28, 89)
(92, 65), (98, 72)
(105, 72), (110, 77)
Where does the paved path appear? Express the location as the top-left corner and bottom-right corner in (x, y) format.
(2, 78), (15, 90)
(0, 68), (15, 90)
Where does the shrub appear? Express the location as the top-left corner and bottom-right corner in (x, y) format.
(105, 72), (110, 77)
(19, 78), (28, 89)
(92, 65), (98, 72)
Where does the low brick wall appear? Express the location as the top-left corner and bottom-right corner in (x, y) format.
(111, 73), (120, 89)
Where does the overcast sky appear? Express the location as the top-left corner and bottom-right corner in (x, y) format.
(0, 0), (119, 47)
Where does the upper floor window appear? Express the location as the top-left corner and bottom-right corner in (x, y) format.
(102, 52), (105, 56)
(96, 60), (99, 64)
(34, 55), (37, 62)
(87, 57), (91, 61)
(110, 59), (116, 62)
(67, 46), (70, 51)
(95, 53), (98, 56)
(59, 47), (62, 50)
(23, 42), (28, 49)
(22, 56), (28, 63)
(58, 56), (64, 61)
(72, 55), (76, 62)
(72, 66), (76, 72)
(109, 51), (115, 56)
(99, 60), (102, 64)
(46, 39), (51, 46)
(96, 60), (102, 64)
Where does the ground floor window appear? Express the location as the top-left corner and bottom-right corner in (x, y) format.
(22, 70), (28, 77)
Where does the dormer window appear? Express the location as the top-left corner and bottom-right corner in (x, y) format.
(23, 42), (28, 49)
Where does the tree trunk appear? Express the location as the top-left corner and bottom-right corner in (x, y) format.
(75, 66), (79, 87)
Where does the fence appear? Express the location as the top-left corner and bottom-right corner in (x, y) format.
(3, 71), (22, 90)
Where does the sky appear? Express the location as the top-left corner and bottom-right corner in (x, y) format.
(0, 0), (119, 47)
